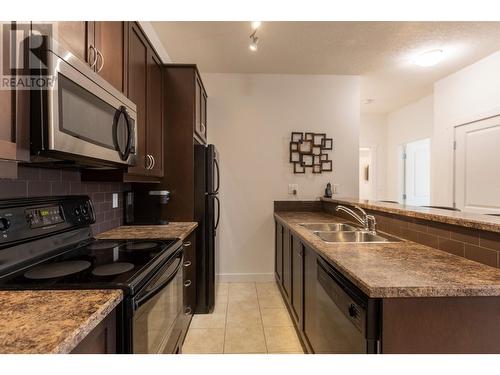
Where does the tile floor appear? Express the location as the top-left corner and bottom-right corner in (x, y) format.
(182, 282), (304, 354)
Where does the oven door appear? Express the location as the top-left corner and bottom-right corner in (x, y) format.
(31, 39), (137, 166)
(131, 249), (184, 354)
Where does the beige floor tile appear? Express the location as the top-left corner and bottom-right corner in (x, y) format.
(258, 293), (285, 308)
(226, 304), (262, 328)
(224, 326), (267, 353)
(264, 326), (303, 353)
(227, 297), (259, 310)
(212, 300), (228, 314)
(182, 328), (225, 354)
(216, 282), (229, 296)
(260, 307), (293, 327)
(256, 282), (280, 294)
(228, 286), (258, 303)
(215, 292), (228, 304)
(189, 313), (227, 329)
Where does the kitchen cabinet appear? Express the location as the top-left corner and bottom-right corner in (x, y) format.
(0, 22), (29, 166)
(291, 235), (304, 329)
(70, 308), (117, 354)
(282, 227), (292, 302)
(125, 22), (163, 180)
(164, 65), (207, 147)
(303, 244), (317, 352)
(50, 22), (126, 93)
(275, 222), (283, 283)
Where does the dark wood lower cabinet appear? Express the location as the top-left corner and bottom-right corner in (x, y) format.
(275, 222), (283, 283)
(71, 308), (117, 354)
(291, 236), (304, 329)
(282, 227), (291, 302)
(274, 218), (500, 354)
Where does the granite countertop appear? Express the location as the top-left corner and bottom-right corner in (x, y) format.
(321, 197), (500, 233)
(275, 211), (500, 298)
(0, 289), (122, 354)
(96, 222), (198, 241)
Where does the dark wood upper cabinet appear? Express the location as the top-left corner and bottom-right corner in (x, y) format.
(146, 50), (164, 178)
(194, 76), (207, 144)
(94, 22), (126, 93)
(126, 22), (148, 177)
(51, 22), (91, 64)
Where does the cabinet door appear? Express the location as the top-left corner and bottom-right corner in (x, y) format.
(275, 221), (283, 283)
(201, 89), (207, 140)
(282, 227), (292, 301)
(146, 50), (163, 177)
(291, 235), (304, 329)
(51, 22), (93, 65)
(94, 22), (125, 92)
(303, 245), (317, 351)
(126, 22), (148, 176)
(0, 22), (16, 161)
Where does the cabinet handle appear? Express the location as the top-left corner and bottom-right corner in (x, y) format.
(183, 261), (192, 267)
(184, 280), (192, 287)
(150, 155), (155, 170)
(96, 48), (104, 73)
(146, 154), (152, 169)
(184, 307), (192, 316)
(183, 241), (191, 247)
(88, 44), (97, 69)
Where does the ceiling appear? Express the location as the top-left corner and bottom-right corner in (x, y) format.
(152, 21), (500, 114)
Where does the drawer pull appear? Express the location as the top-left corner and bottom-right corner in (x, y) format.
(183, 241), (192, 247)
(184, 280), (192, 287)
(183, 261), (192, 267)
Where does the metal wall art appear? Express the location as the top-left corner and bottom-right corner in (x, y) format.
(290, 132), (334, 174)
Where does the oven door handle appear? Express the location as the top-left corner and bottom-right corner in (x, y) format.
(133, 252), (183, 310)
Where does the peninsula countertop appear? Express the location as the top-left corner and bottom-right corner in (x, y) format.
(0, 289), (122, 354)
(275, 211), (500, 298)
(96, 222), (198, 241)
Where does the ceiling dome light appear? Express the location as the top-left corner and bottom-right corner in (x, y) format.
(249, 35), (259, 51)
(413, 49), (444, 67)
(251, 21), (261, 30)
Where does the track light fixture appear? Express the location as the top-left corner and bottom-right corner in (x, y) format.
(249, 22), (261, 52)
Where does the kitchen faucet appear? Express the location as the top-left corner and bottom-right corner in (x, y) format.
(335, 205), (377, 233)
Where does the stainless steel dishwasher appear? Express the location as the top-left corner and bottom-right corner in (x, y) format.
(308, 257), (380, 353)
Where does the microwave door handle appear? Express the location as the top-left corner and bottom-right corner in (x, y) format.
(214, 158), (220, 194)
(133, 254), (182, 309)
(214, 195), (220, 231)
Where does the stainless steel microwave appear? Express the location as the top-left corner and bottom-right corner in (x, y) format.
(29, 35), (137, 168)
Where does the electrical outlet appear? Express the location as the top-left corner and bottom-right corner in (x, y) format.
(112, 193), (119, 208)
(332, 184), (339, 195)
(288, 184), (299, 196)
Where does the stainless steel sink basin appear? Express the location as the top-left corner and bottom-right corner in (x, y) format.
(315, 231), (403, 243)
(299, 223), (358, 232)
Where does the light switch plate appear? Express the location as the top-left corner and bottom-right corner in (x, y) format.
(288, 184), (298, 195)
(112, 193), (119, 208)
(332, 184), (339, 194)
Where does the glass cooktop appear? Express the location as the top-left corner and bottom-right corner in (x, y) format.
(0, 239), (180, 293)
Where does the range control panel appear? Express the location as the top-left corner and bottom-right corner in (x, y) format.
(0, 196), (95, 247)
(26, 205), (64, 229)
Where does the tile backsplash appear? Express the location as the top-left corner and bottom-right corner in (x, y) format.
(0, 165), (130, 234)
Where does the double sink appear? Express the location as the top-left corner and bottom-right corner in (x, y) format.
(299, 222), (402, 243)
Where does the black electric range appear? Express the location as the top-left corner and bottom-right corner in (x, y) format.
(0, 195), (186, 354)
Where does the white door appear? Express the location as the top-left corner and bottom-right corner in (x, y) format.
(359, 148), (373, 200)
(454, 116), (500, 214)
(404, 138), (430, 206)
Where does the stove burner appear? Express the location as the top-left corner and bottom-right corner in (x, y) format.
(124, 242), (159, 251)
(92, 262), (135, 276)
(24, 260), (91, 280)
(86, 241), (120, 250)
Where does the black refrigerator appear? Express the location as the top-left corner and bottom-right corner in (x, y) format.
(194, 144), (219, 313)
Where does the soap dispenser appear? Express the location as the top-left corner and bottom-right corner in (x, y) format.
(324, 182), (333, 198)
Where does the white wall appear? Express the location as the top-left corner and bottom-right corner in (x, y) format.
(433, 50), (500, 206)
(203, 73), (360, 281)
(359, 114), (387, 200)
(385, 95), (434, 201)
